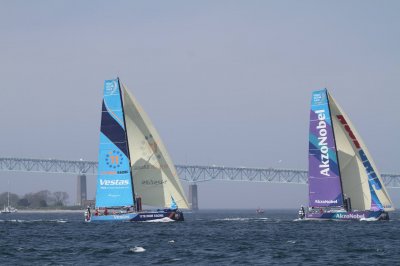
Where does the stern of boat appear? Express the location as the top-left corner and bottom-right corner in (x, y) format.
(377, 211), (389, 221)
(169, 209), (184, 221)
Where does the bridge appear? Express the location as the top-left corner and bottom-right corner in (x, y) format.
(1, 157), (399, 210)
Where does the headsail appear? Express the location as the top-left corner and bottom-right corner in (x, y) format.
(308, 89), (344, 207)
(95, 79), (134, 208)
(121, 83), (189, 209)
(328, 93), (394, 212)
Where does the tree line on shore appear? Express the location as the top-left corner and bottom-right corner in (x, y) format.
(0, 190), (69, 208)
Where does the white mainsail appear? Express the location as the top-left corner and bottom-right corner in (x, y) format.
(121, 83), (189, 209)
(328, 93), (394, 212)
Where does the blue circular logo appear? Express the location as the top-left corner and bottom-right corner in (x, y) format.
(105, 150), (124, 169)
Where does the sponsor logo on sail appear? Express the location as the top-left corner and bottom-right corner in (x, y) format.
(105, 80), (118, 95)
(105, 150), (124, 169)
(336, 115), (383, 191)
(313, 92), (327, 104)
(315, 199), (337, 204)
(99, 179), (129, 186)
(142, 179), (167, 185)
(315, 109), (330, 176)
(101, 171), (117, 175)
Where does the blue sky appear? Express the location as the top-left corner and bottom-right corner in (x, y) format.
(0, 1), (399, 208)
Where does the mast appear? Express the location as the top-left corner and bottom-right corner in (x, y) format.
(326, 90), (345, 207)
(7, 180), (10, 208)
(117, 77), (136, 205)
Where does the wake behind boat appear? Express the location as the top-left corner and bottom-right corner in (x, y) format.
(300, 89), (394, 221)
(85, 78), (188, 222)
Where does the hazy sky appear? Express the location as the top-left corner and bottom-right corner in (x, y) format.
(1, 1), (399, 208)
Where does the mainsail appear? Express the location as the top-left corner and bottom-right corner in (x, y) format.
(308, 88), (394, 212)
(308, 89), (343, 207)
(121, 82), (189, 209)
(95, 79), (134, 208)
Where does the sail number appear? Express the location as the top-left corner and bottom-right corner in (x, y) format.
(105, 150), (124, 169)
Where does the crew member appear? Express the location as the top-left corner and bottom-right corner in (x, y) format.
(298, 205), (305, 219)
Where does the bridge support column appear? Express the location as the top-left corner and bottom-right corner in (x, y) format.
(76, 174), (87, 206)
(189, 183), (198, 211)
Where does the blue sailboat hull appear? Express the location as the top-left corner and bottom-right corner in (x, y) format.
(306, 210), (389, 221)
(85, 209), (184, 222)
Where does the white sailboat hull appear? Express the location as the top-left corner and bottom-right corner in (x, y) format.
(1, 207), (18, 214)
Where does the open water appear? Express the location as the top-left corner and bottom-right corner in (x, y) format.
(1, 210), (400, 265)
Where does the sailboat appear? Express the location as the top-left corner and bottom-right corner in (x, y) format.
(256, 207), (265, 214)
(85, 78), (189, 222)
(1, 191), (18, 214)
(303, 89), (394, 221)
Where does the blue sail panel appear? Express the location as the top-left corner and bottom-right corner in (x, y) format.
(170, 196), (177, 210)
(95, 79), (134, 208)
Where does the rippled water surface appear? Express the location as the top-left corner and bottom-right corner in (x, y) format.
(1, 210), (399, 265)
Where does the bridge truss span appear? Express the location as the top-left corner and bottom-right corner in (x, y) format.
(0, 157), (399, 188)
(0, 157), (97, 175)
(175, 165), (309, 185)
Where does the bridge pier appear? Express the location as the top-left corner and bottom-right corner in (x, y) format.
(189, 183), (198, 211)
(76, 174), (87, 206)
